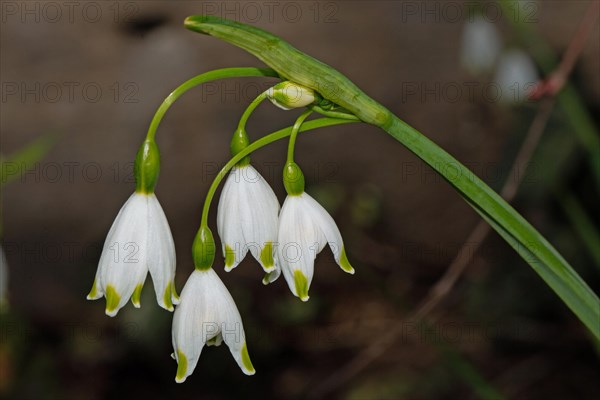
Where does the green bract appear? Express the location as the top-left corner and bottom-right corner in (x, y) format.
(134, 139), (160, 194)
(283, 161), (305, 196)
(192, 225), (216, 271)
(184, 15), (600, 339)
(229, 127), (251, 167)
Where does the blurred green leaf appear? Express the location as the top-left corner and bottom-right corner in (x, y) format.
(1, 134), (55, 187)
(557, 190), (600, 270)
(439, 341), (505, 400)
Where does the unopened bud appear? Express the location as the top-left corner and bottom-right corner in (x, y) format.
(266, 81), (317, 110)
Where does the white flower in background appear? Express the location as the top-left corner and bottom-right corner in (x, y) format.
(460, 15), (502, 75)
(217, 165), (280, 277)
(266, 81), (317, 110)
(87, 192), (179, 316)
(494, 49), (539, 104)
(277, 192), (354, 301)
(0, 245), (8, 310)
(172, 268), (255, 382)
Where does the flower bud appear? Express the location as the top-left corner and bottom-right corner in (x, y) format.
(192, 225), (216, 271)
(266, 81), (317, 110)
(283, 161), (305, 195)
(134, 139), (160, 194)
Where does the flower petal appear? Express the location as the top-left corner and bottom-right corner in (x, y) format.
(172, 270), (206, 383)
(209, 268), (255, 375)
(239, 165), (280, 273)
(217, 168), (248, 271)
(277, 195), (325, 301)
(97, 193), (149, 316)
(146, 194), (178, 311)
(303, 193), (355, 274)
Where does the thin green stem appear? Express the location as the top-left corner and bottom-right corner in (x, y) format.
(236, 91), (268, 132)
(309, 105), (360, 121)
(199, 117), (360, 227)
(146, 67), (279, 141)
(286, 109), (313, 162)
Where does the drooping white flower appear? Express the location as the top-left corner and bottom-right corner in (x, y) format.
(171, 268), (255, 382)
(277, 192), (354, 301)
(494, 49), (539, 104)
(460, 15), (502, 75)
(217, 165), (280, 277)
(87, 192), (179, 316)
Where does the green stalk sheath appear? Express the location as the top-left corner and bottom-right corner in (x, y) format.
(185, 15), (600, 338)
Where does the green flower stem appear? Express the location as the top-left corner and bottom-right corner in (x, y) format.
(185, 15), (600, 339)
(199, 117), (359, 227)
(309, 105), (360, 121)
(286, 109), (313, 162)
(146, 67), (279, 142)
(236, 91), (268, 132)
(230, 91), (269, 166)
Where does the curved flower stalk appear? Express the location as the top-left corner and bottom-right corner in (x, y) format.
(184, 15), (600, 339)
(87, 140), (179, 316)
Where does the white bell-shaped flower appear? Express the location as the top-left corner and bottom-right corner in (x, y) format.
(217, 165), (280, 275)
(87, 192), (179, 316)
(277, 192), (354, 301)
(460, 15), (502, 75)
(171, 268), (255, 382)
(494, 49), (539, 104)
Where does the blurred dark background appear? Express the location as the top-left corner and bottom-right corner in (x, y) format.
(1, 1), (599, 399)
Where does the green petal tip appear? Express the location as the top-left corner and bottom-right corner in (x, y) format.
(293, 270), (310, 302)
(162, 282), (175, 311)
(339, 247), (355, 274)
(175, 349), (188, 383)
(259, 242), (275, 272)
(131, 283), (143, 308)
(104, 285), (121, 317)
(86, 278), (99, 300)
(224, 244), (235, 271)
(241, 342), (256, 375)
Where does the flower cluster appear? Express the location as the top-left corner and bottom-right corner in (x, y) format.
(86, 80), (355, 382)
